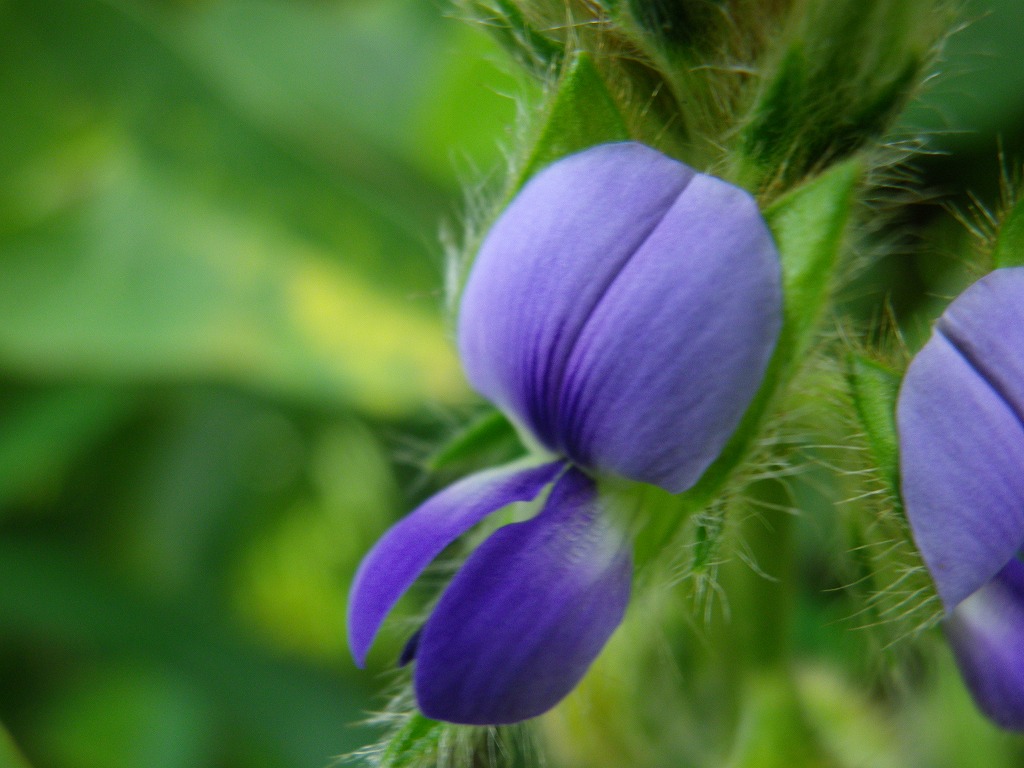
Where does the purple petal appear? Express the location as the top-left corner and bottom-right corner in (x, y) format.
(347, 461), (562, 667)
(458, 142), (781, 492)
(898, 271), (1024, 609)
(554, 172), (781, 491)
(413, 467), (631, 725)
(937, 268), (1024, 417)
(946, 558), (1024, 730)
(458, 142), (695, 453)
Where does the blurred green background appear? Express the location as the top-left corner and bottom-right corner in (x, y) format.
(0, 1), (1023, 767)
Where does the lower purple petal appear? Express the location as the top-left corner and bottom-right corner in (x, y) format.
(413, 467), (632, 725)
(946, 558), (1024, 730)
(347, 461), (562, 667)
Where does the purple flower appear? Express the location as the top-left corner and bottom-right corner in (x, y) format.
(348, 142), (782, 725)
(898, 267), (1024, 729)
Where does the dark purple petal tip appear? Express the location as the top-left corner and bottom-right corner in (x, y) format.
(413, 467), (632, 725)
(346, 461), (562, 667)
(458, 141), (782, 494)
(898, 267), (1024, 609)
(946, 558), (1024, 730)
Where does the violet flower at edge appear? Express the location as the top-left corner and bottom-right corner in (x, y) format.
(898, 266), (1024, 729)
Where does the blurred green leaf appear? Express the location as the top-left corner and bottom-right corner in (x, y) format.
(169, 0), (522, 190)
(899, 0), (1024, 153)
(31, 663), (210, 768)
(0, 723), (34, 768)
(0, 0), (445, 288)
(0, 386), (134, 509)
(796, 667), (903, 768)
(0, 538), (371, 765)
(0, 0), (487, 414)
(0, 159), (464, 414)
(726, 672), (837, 768)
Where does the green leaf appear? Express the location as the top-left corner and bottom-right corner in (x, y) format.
(766, 158), (861, 364)
(846, 354), (902, 495)
(514, 53), (629, 188)
(32, 664), (211, 768)
(0, 0), (487, 415)
(0, 723), (34, 768)
(0, 538), (372, 765)
(426, 409), (524, 475)
(0, 158), (464, 415)
(0, 386), (134, 509)
(993, 194), (1024, 268)
(726, 672), (839, 768)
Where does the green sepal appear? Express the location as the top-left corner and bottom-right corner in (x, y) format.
(993, 194), (1024, 268)
(372, 711), (535, 768)
(697, 158), (859, 491)
(846, 353), (902, 497)
(766, 158), (860, 361)
(737, 47), (916, 191)
(734, 0), (944, 191)
(641, 159), (860, 560)
(459, 0), (563, 78)
(376, 713), (448, 768)
(513, 53), (630, 190)
(426, 408), (525, 476)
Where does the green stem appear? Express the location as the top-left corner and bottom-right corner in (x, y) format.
(728, 476), (795, 670)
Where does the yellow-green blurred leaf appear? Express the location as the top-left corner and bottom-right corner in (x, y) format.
(0, 152), (465, 415)
(0, 723), (34, 768)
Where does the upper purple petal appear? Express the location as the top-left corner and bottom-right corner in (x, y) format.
(346, 461), (562, 667)
(458, 143), (695, 454)
(898, 268), (1024, 609)
(458, 142), (781, 492)
(937, 268), (1024, 415)
(554, 172), (781, 491)
(946, 557), (1024, 730)
(413, 467), (632, 725)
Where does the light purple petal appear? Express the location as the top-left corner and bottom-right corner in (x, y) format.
(946, 558), (1024, 730)
(413, 467), (631, 725)
(458, 142), (781, 492)
(898, 270), (1024, 609)
(937, 268), (1024, 417)
(458, 142), (695, 452)
(347, 461), (562, 667)
(555, 172), (781, 491)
